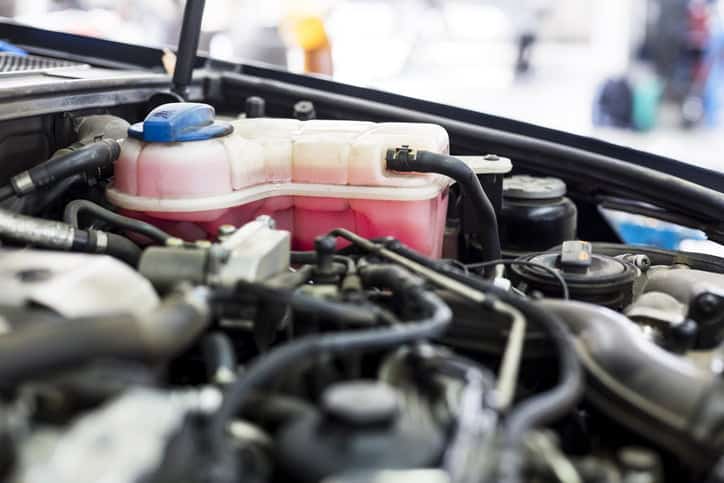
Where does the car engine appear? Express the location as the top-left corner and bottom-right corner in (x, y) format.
(3, 14), (724, 483)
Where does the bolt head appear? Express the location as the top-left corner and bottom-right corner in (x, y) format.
(483, 154), (500, 161)
(632, 255), (651, 272)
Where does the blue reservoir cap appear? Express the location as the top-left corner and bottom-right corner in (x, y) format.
(128, 102), (233, 142)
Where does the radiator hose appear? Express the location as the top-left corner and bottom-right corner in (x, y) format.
(0, 139), (121, 201)
(386, 147), (501, 264)
(0, 286), (210, 389)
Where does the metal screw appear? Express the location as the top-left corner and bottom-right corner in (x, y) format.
(483, 154), (500, 161)
(293, 100), (316, 120)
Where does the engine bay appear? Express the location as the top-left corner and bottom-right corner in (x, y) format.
(3, 22), (724, 483)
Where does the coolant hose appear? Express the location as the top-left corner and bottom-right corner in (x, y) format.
(208, 263), (453, 449)
(0, 208), (141, 265)
(64, 199), (173, 244)
(0, 287), (210, 389)
(386, 147), (501, 263)
(4, 139), (121, 199)
(203, 332), (238, 386)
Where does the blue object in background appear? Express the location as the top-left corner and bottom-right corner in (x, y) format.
(0, 40), (27, 55)
(602, 209), (706, 250)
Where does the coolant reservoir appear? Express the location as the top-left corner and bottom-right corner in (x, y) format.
(107, 103), (452, 256)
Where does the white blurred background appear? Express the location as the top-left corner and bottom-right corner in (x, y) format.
(3, 0), (724, 172)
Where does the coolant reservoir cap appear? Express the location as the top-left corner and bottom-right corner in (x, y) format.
(128, 102), (233, 142)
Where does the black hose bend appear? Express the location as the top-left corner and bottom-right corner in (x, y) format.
(0, 286), (210, 389)
(0, 207), (141, 266)
(104, 232), (143, 266)
(6, 139), (121, 198)
(64, 199), (173, 244)
(386, 147), (501, 264)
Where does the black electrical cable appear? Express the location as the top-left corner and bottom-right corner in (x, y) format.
(385, 147), (501, 264)
(208, 264), (452, 450)
(64, 199), (173, 244)
(466, 259), (570, 300)
(4, 139), (120, 198)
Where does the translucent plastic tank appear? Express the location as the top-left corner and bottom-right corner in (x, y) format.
(107, 103), (452, 257)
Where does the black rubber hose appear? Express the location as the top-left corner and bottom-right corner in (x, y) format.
(372, 239), (583, 483)
(0, 316), (147, 389)
(25, 174), (85, 216)
(0, 207), (140, 266)
(236, 279), (379, 327)
(202, 332), (238, 385)
(64, 199), (173, 244)
(290, 250), (354, 268)
(497, 305), (583, 483)
(208, 264), (452, 449)
(7, 139), (120, 197)
(105, 232), (143, 266)
(0, 185), (14, 202)
(0, 287), (210, 389)
(385, 148), (501, 264)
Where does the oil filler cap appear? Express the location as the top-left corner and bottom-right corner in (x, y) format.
(128, 102), (233, 142)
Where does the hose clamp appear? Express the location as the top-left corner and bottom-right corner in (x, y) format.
(10, 171), (35, 196)
(93, 230), (108, 252)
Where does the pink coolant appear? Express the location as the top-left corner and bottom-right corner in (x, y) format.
(108, 119), (452, 257)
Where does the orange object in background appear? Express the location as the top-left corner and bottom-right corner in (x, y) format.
(283, 14), (333, 76)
